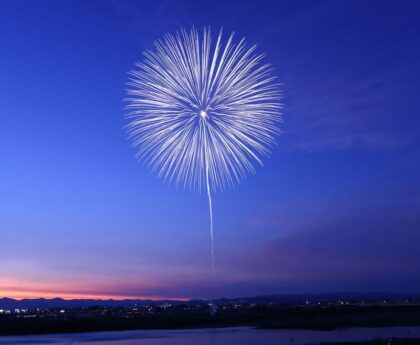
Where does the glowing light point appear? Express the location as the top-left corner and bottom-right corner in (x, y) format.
(200, 110), (207, 118)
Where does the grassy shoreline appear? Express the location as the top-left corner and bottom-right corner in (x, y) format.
(1, 305), (420, 336)
(320, 339), (420, 345)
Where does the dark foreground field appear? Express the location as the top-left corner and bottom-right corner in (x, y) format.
(259, 305), (420, 330)
(1, 305), (420, 336)
(321, 339), (420, 345)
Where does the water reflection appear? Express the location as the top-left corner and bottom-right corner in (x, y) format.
(0, 326), (419, 345)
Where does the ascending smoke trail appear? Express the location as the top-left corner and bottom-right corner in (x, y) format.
(125, 27), (282, 270)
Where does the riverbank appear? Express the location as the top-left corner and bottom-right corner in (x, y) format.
(1, 305), (420, 336)
(321, 339), (420, 344)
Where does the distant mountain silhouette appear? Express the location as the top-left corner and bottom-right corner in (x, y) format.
(0, 297), (174, 309)
(1, 292), (419, 309)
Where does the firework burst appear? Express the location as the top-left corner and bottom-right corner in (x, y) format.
(125, 27), (282, 270)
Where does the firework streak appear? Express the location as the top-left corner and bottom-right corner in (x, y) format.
(126, 27), (282, 270)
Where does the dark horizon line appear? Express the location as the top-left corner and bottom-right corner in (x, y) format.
(2, 291), (420, 303)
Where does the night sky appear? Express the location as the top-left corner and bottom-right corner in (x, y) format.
(1, 0), (420, 300)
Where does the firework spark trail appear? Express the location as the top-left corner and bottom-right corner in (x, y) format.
(204, 129), (215, 272)
(125, 27), (282, 271)
(206, 160), (215, 272)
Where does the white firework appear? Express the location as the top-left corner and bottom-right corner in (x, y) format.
(125, 27), (282, 271)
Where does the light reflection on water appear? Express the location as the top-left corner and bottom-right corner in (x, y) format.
(0, 327), (419, 345)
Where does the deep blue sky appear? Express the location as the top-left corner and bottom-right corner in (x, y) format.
(1, 0), (420, 299)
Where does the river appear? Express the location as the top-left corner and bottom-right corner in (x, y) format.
(0, 326), (419, 345)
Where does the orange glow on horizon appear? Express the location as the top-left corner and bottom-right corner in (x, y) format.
(0, 277), (190, 301)
(0, 289), (189, 301)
